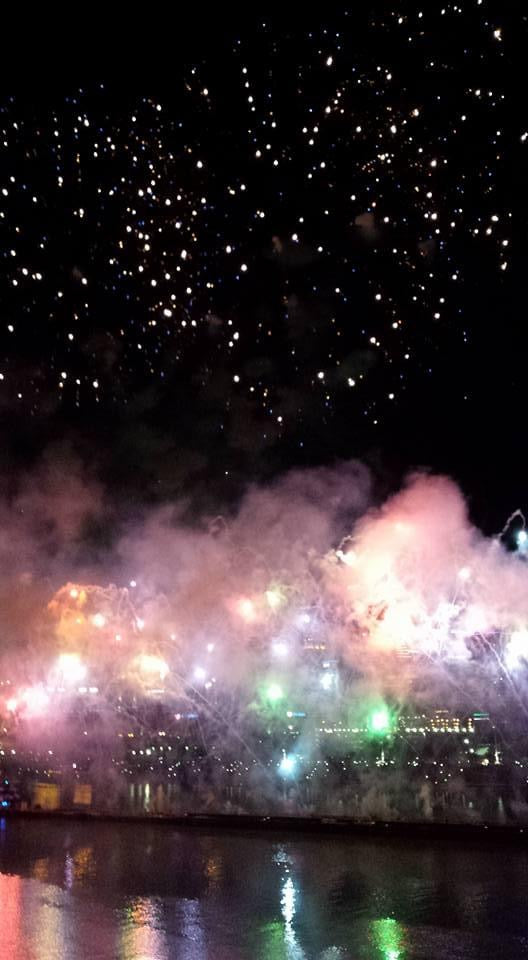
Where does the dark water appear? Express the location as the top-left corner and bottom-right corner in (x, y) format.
(1, 818), (528, 959)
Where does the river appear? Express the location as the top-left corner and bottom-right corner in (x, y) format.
(1, 817), (527, 958)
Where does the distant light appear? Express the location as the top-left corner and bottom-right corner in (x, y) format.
(206, 643), (215, 653)
(458, 567), (471, 582)
(57, 653), (86, 685)
(22, 686), (50, 716)
(69, 588), (79, 599)
(272, 642), (289, 658)
(266, 587), (283, 610)
(194, 666), (206, 682)
(279, 754), (296, 776)
(517, 530), (528, 546)
(92, 613), (106, 629)
(266, 683), (284, 703)
(136, 654), (169, 680)
(6, 698), (17, 713)
(369, 707), (391, 735)
(237, 597), (255, 621)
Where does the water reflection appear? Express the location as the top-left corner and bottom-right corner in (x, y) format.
(180, 899), (207, 960)
(0, 874), (25, 960)
(64, 845), (96, 891)
(370, 917), (406, 960)
(120, 897), (168, 960)
(73, 846), (95, 884)
(1, 819), (528, 959)
(30, 892), (69, 960)
(32, 857), (50, 882)
(281, 875), (306, 959)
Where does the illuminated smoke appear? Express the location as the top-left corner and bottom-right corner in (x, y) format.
(2, 461), (528, 816)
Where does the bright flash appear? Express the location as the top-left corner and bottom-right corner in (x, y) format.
(458, 567), (471, 582)
(21, 686), (50, 715)
(369, 706), (391, 735)
(136, 654), (169, 680)
(57, 652), (87, 685)
(279, 754), (296, 776)
(69, 588), (79, 599)
(238, 598), (256, 622)
(6, 698), (17, 713)
(266, 588), (283, 610)
(336, 548), (357, 567)
(266, 682), (284, 703)
(92, 613), (106, 628)
(272, 641), (289, 658)
(194, 666), (206, 682)
(505, 629), (528, 670)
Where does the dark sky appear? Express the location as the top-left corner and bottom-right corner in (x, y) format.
(0, 6), (521, 531)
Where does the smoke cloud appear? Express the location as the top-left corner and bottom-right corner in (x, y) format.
(2, 458), (528, 821)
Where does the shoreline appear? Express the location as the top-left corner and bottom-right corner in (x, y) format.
(4, 809), (528, 843)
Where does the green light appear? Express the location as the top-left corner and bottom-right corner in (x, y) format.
(266, 683), (284, 703)
(369, 706), (391, 735)
(257, 920), (284, 960)
(370, 917), (406, 960)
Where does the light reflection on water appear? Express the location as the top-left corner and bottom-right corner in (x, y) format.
(120, 898), (169, 960)
(1, 819), (528, 959)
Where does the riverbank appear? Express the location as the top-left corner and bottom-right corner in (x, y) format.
(5, 808), (528, 843)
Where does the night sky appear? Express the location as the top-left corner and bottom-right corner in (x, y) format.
(0, 6), (520, 530)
